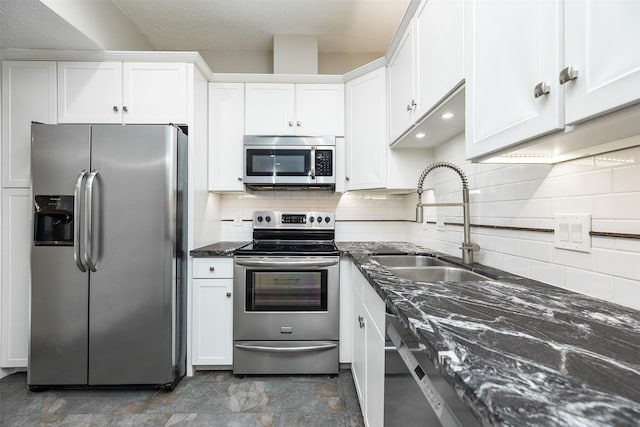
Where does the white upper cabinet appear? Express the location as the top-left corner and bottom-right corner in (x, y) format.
(245, 83), (344, 136)
(563, 0), (640, 124)
(344, 66), (432, 192)
(1, 61), (57, 187)
(466, 0), (640, 161)
(465, 0), (563, 159)
(414, 0), (464, 119)
(388, 25), (416, 143)
(208, 83), (245, 192)
(346, 67), (388, 190)
(58, 62), (188, 124)
(388, 0), (464, 146)
(122, 62), (188, 124)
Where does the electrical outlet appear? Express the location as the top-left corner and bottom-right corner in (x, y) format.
(554, 214), (591, 252)
(436, 212), (446, 231)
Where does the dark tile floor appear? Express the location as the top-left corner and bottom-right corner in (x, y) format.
(0, 370), (364, 426)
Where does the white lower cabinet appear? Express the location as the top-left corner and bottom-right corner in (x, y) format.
(351, 265), (386, 427)
(1, 188), (31, 367)
(191, 258), (234, 366)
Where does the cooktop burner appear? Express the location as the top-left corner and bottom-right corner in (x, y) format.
(235, 210), (338, 256)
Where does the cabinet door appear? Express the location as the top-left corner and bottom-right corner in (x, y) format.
(245, 83), (295, 135)
(122, 62), (188, 124)
(58, 62), (122, 123)
(465, 0), (563, 159)
(192, 278), (234, 366)
(564, 0), (640, 124)
(346, 68), (387, 190)
(209, 83), (245, 191)
(1, 61), (57, 187)
(414, 0), (464, 119)
(387, 24), (416, 143)
(295, 84), (345, 136)
(351, 291), (366, 407)
(364, 308), (385, 427)
(1, 189), (31, 367)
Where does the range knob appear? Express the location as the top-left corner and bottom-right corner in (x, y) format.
(317, 216), (323, 223)
(309, 216), (315, 223)
(257, 216), (263, 222)
(265, 216), (271, 223)
(325, 216), (331, 223)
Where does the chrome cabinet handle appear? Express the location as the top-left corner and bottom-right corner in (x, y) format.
(237, 177), (242, 181)
(358, 315), (365, 329)
(559, 66), (579, 84)
(288, 121), (294, 127)
(296, 121), (301, 127)
(113, 106), (119, 112)
(345, 176), (350, 181)
(209, 266), (215, 272)
(73, 170), (88, 272)
(406, 104), (412, 111)
(84, 170), (99, 272)
(226, 292), (232, 298)
(123, 106), (128, 113)
(534, 81), (550, 98)
(411, 99), (417, 109)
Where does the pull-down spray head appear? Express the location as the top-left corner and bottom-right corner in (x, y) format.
(415, 162), (468, 223)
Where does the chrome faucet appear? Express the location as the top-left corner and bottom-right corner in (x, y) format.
(416, 162), (479, 264)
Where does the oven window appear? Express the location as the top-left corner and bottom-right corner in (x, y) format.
(246, 270), (328, 311)
(246, 149), (310, 176)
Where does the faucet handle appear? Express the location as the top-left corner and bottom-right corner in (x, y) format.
(461, 242), (480, 252)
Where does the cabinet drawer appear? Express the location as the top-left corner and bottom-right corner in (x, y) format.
(193, 258), (234, 279)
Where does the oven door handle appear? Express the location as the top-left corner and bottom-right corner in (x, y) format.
(234, 258), (339, 268)
(234, 343), (338, 353)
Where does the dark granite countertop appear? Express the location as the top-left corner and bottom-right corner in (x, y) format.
(190, 241), (249, 257)
(337, 241), (640, 427)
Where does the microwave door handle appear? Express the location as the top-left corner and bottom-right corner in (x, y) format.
(310, 146), (316, 179)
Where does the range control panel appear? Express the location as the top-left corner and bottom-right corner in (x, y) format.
(253, 211), (335, 229)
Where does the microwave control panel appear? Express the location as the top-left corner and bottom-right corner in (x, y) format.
(315, 150), (333, 177)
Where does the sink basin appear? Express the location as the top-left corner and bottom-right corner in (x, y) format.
(388, 266), (490, 282)
(371, 255), (449, 268)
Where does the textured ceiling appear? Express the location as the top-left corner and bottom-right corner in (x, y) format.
(112, 0), (409, 53)
(0, 0), (101, 50)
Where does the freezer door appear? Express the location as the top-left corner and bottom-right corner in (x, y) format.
(87, 125), (177, 385)
(29, 124), (91, 386)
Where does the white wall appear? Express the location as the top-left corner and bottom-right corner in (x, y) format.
(408, 133), (640, 311)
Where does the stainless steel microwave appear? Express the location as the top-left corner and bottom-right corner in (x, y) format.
(243, 135), (336, 190)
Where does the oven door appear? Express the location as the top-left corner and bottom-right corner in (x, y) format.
(233, 256), (340, 341)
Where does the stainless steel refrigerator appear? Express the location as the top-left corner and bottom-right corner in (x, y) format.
(28, 124), (187, 390)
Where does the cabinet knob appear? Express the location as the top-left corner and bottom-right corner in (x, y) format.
(345, 176), (350, 181)
(296, 121), (301, 127)
(123, 106), (128, 113)
(226, 292), (232, 298)
(209, 266), (215, 272)
(289, 121), (294, 127)
(113, 106), (119, 112)
(534, 81), (550, 98)
(406, 104), (412, 111)
(559, 66), (579, 85)
(237, 177), (243, 181)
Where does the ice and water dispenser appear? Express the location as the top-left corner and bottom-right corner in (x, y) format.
(33, 195), (74, 246)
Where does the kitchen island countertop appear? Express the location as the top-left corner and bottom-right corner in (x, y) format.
(338, 241), (640, 426)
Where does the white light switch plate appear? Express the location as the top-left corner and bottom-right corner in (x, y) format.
(554, 214), (591, 252)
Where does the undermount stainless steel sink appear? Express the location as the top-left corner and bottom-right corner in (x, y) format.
(371, 255), (449, 268)
(387, 266), (490, 282)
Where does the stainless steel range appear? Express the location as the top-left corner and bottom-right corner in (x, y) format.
(233, 211), (340, 375)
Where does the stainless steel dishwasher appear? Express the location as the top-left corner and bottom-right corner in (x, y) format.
(384, 312), (481, 427)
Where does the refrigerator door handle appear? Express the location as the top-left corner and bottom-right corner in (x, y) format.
(74, 170), (88, 272)
(84, 170), (99, 272)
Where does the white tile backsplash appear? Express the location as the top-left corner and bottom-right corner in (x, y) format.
(210, 135), (640, 311)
